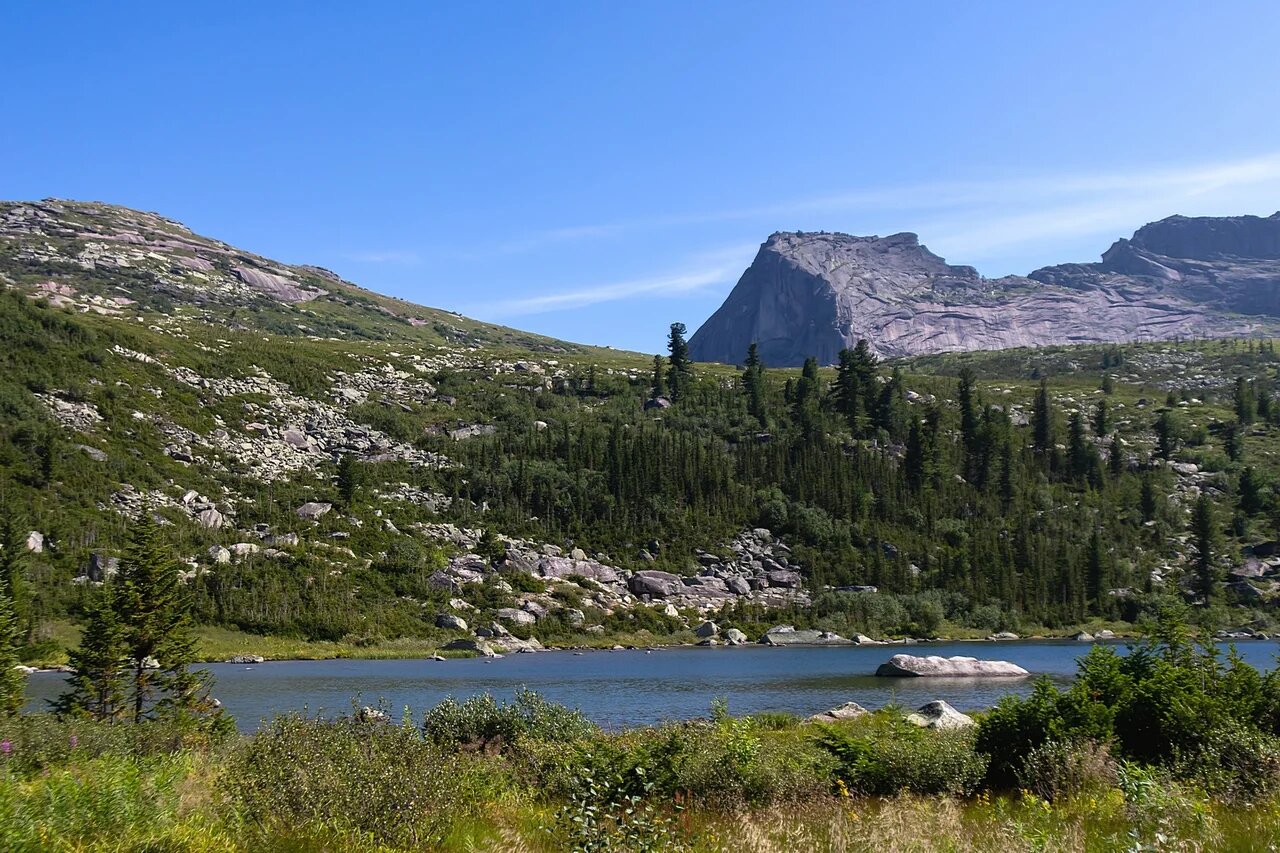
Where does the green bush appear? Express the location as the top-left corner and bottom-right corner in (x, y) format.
(0, 713), (215, 778)
(221, 711), (499, 847)
(1016, 739), (1118, 801)
(817, 713), (987, 796)
(422, 688), (597, 753)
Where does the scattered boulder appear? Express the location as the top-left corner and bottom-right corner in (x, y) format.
(1095, 629), (1116, 640)
(1072, 631), (1095, 642)
(207, 545), (231, 565)
(496, 607), (536, 627)
(628, 570), (683, 598)
(84, 553), (119, 583)
(24, 531), (43, 553)
(196, 508), (225, 529)
(443, 638), (496, 657)
(907, 700), (974, 730)
(694, 620), (719, 639)
(643, 397), (671, 411)
(227, 654), (265, 664)
(356, 706), (391, 724)
(435, 613), (469, 632)
(988, 631), (1019, 640)
(724, 628), (748, 645)
(808, 701), (869, 723)
(296, 501), (332, 521)
(760, 625), (851, 646)
(875, 654), (1029, 678)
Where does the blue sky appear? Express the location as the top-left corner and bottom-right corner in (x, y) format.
(4, 2), (1280, 353)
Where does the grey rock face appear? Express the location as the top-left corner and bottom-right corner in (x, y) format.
(690, 216), (1280, 366)
(295, 502), (332, 521)
(875, 654), (1029, 678)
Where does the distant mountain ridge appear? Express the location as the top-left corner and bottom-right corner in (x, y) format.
(688, 212), (1280, 366)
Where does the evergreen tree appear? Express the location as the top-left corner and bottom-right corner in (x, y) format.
(1031, 379), (1054, 459)
(1067, 411), (1092, 483)
(0, 505), (29, 643)
(957, 368), (981, 480)
(666, 323), (693, 402)
(1234, 376), (1256, 426)
(792, 357), (821, 436)
(1094, 398), (1110, 437)
(1101, 373), (1115, 395)
(1239, 466), (1265, 516)
(112, 517), (219, 724)
(1258, 387), (1273, 422)
(1084, 530), (1109, 612)
(1107, 436), (1125, 479)
(833, 340), (877, 437)
(336, 453), (360, 509)
(904, 417), (926, 492)
(0, 581), (23, 716)
(875, 366), (908, 441)
(55, 584), (127, 721)
(1154, 410), (1181, 460)
(741, 343), (765, 426)
(1191, 494), (1219, 603)
(649, 355), (666, 399)
(1224, 424), (1244, 462)
(1140, 475), (1160, 523)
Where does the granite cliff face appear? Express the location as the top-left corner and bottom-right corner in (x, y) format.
(688, 213), (1280, 366)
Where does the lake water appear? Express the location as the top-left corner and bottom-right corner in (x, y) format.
(24, 639), (1280, 731)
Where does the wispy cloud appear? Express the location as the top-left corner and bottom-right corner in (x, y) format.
(471, 245), (755, 318)
(495, 151), (1280, 257)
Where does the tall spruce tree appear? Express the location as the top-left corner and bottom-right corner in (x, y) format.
(0, 581), (23, 716)
(741, 343), (766, 426)
(1031, 379), (1054, 460)
(55, 583), (128, 721)
(1191, 494), (1219, 604)
(650, 354), (666, 399)
(666, 323), (693, 402)
(792, 357), (821, 436)
(110, 516), (220, 724)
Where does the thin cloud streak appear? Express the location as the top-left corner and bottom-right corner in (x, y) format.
(472, 245), (756, 318)
(496, 151), (1280, 254)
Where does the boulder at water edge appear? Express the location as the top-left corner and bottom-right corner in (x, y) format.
(808, 701), (869, 723)
(907, 700), (974, 729)
(875, 654), (1029, 678)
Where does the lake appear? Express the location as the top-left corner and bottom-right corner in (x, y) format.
(24, 639), (1280, 731)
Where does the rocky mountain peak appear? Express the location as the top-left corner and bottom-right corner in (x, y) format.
(690, 213), (1280, 366)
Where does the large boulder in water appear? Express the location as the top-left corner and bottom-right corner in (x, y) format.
(875, 654), (1029, 678)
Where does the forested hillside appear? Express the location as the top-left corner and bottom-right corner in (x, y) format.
(2, 201), (1280, 663)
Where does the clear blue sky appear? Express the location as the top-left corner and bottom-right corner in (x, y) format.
(4, 2), (1280, 353)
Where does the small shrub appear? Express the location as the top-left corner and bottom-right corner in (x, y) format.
(1016, 739), (1118, 801)
(818, 713), (987, 796)
(221, 711), (497, 847)
(422, 688), (597, 753)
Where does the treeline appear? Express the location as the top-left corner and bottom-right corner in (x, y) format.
(432, 324), (1277, 629)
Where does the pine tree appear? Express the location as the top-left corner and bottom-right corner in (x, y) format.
(1094, 399), (1110, 437)
(792, 357), (820, 436)
(1107, 436), (1125, 479)
(1239, 466), (1265, 516)
(55, 584), (128, 721)
(904, 417), (926, 492)
(1191, 494), (1219, 604)
(1234, 376), (1256, 426)
(741, 343), (765, 426)
(112, 517), (219, 724)
(1031, 379), (1054, 459)
(336, 453), (360, 509)
(1084, 530), (1109, 612)
(650, 355), (666, 399)
(0, 582), (24, 716)
(1154, 410), (1180, 460)
(666, 323), (693, 402)
(1140, 475), (1160, 523)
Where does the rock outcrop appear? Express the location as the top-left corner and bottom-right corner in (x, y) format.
(906, 700), (974, 729)
(875, 654), (1029, 678)
(689, 214), (1280, 366)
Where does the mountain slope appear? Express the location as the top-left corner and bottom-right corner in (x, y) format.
(689, 213), (1280, 366)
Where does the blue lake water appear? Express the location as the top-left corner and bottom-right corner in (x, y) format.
(24, 639), (1280, 731)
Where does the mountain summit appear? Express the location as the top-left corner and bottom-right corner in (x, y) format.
(688, 213), (1280, 366)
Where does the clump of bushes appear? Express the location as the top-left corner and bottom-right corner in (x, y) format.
(816, 711), (987, 796)
(977, 607), (1280, 802)
(221, 711), (502, 847)
(422, 688), (597, 753)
